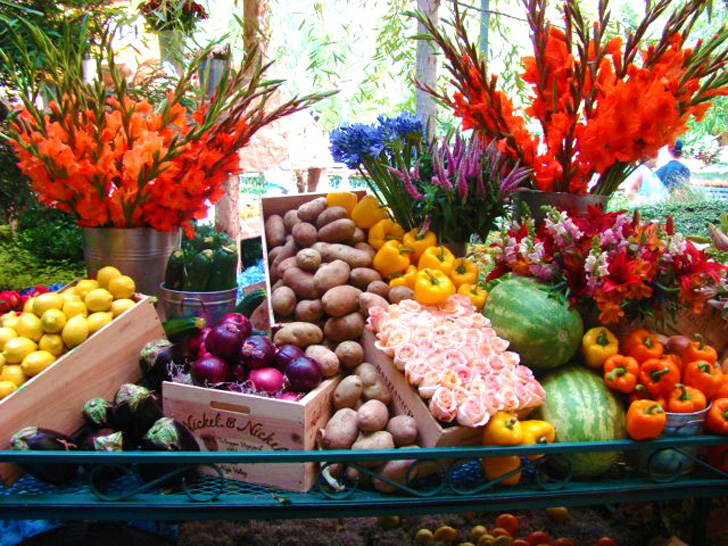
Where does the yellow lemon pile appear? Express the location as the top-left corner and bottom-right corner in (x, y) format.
(0, 266), (137, 400)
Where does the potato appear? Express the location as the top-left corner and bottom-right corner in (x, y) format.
(373, 458), (419, 493)
(292, 222), (318, 248)
(268, 245), (282, 265)
(283, 209), (301, 232)
(310, 242), (331, 260)
(315, 206), (347, 229)
(296, 248), (322, 272)
(322, 285), (362, 317)
(333, 375), (363, 410)
(318, 218), (357, 244)
(313, 260), (350, 294)
(359, 292), (389, 316)
(349, 268), (382, 290)
(356, 400), (389, 432)
(352, 431), (395, 466)
(349, 228), (366, 245)
(319, 408), (359, 450)
(271, 286), (296, 318)
(297, 197), (327, 223)
(271, 279), (285, 293)
(335, 341), (364, 369)
(386, 415), (418, 447)
(388, 286), (414, 304)
(282, 266), (319, 299)
(345, 466), (373, 489)
(325, 312), (365, 342)
(354, 363), (392, 404)
(273, 322), (324, 347)
(305, 345), (340, 378)
(250, 300), (270, 332)
(354, 242), (377, 259)
(276, 256), (299, 279)
(320, 244), (373, 269)
(366, 280), (390, 299)
(269, 237), (297, 282)
(265, 214), (286, 248)
(294, 299), (323, 323)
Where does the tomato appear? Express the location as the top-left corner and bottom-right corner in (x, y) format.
(495, 513), (520, 536)
(527, 531), (552, 545)
(596, 538), (618, 546)
(513, 541), (530, 546)
(545, 506), (570, 523)
(492, 527), (512, 537)
(552, 539), (574, 546)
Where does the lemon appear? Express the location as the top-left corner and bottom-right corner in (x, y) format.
(61, 293), (81, 304)
(21, 350), (56, 377)
(0, 327), (17, 351)
(87, 312), (113, 334)
(0, 380), (17, 400)
(62, 299), (88, 319)
(97, 266), (122, 289)
(111, 298), (135, 317)
(15, 313), (43, 342)
(59, 286), (76, 296)
(3, 337), (38, 364)
(23, 297), (35, 314)
(0, 365), (27, 387)
(32, 292), (65, 316)
(0, 353), (6, 368)
(85, 289), (113, 312)
(62, 315), (89, 348)
(108, 275), (136, 299)
(75, 279), (99, 300)
(40, 309), (67, 334)
(39, 334), (64, 357)
(1, 312), (19, 330)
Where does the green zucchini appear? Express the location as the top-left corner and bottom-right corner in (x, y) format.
(235, 288), (266, 317)
(198, 236), (217, 251)
(164, 249), (187, 290)
(207, 246), (238, 291)
(184, 249), (215, 292)
(162, 316), (206, 340)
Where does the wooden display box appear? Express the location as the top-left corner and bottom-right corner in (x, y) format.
(649, 306), (728, 356)
(163, 377), (339, 492)
(361, 329), (482, 448)
(0, 294), (164, 487)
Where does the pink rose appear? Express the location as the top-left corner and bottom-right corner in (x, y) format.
(452, 364), (474, 385)
(481, 327), (497, 339)
(404, 360), (429, 386)
(526, 379), (546, 400)
(484, 375), (502, 390)
(399, 299), (422, 314)
(367, 306), (391, 332)
(377, 322), (396, 342)
(449, 329), (469, 348)
(456, 397), (489, 427)
(467, 378), (488, 398)
(414, 337), (437, 357)
(453, 315), (475, 329)
(385, 327), (411, 349)
(429, 387), (458, 422)
(486, 354), (505, 370)
(374, 340), (394, 357)
(502, 351), (521, 367)
(434, 335), (454, 350)
(514, 366), (535, 382)
(443, 348), (467, 367)
(451, 386), (470, 404)
(439, 297), (462, 315)
(465, 328), (484, 345)
(490, 337), (510, 353)
(397, 313), (419, 328)
(427, 352), (448, 371)
(461, 343), (482, 363)
(478, 341), (494, 357)
(470, 314), (491, 328)
(393, 342), (418, 371)
(470, 358), (490, 376)
(483, 390), (506, 414)
(418, 371), (442, 399)
(439, 369), (462, 390)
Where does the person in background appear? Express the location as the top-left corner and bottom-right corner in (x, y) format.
(656, 138), (691, 194)
(621, 154), (667, 205)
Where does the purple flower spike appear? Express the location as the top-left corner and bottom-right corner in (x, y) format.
(457, 167), (468, 199)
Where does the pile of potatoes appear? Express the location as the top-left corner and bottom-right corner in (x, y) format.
(317, 360), (421, 493)
(267, 196), (391, 354)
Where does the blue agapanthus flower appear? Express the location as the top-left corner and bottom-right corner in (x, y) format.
(329, 123), (385, 169)
(377, 112), (423, 143)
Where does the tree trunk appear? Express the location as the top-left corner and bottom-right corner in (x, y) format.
(415, 0), (440, 138)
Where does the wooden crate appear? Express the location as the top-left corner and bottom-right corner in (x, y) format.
(163, 377), (339, 492)
(648, 306), (728, 356)
(0, 295), (164, 486)
(361, 329), (482, 448)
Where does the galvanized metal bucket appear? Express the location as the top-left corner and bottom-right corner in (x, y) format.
(159, 284), (238, 328)
(512, 190), (610, 225)
(82, 228), (181, 298)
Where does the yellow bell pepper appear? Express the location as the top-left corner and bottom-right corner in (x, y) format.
(368, 219), (405, 251)
(581, 327), (619, 369)
(413, 268), (456, 306)
(457, 283), (487, 311)
(389, 265), (418, 289)
(482, 411), (523, 446)
(402, 228), (438, 264)
(350, 195), (388, 229)
(520, 420), (556, 461)
(373, 240), (413, 278)
(326, 191), (358, 217)
(484, 455), (522, 486)
(418, 246), (456, 276)
(450, 258), (479, 288)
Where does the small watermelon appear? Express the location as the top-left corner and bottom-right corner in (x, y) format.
(535, 365), (627, 479)
(483, 276), (583, 370)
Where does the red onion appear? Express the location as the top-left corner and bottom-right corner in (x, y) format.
(187, 327), (210, 356)
(206, 323), (243, 363)
(668, 335), (692, 356)
(190, 355), (230, 386)
(249, 367), (285, 394)
(284, 357), (323, 393)
(273, 345), (305, 372)
(276, 391), (303, 402)
(219, 313), (252, 339)
(229, 362), (248, 383)
(240, 335), (275, 369)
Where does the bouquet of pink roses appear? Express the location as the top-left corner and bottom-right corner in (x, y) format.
(367, 295), (544, 427)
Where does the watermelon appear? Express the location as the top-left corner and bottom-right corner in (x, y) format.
(535, 365), (627, 479)
(483, 276), (583, 370)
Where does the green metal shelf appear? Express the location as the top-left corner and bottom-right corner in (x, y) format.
(0, 436), (726, 521)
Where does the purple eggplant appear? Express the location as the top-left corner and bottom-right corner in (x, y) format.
(138, 417), (200, 484)
(82, 398), (115, 430)
(139, 339), (175, 391)
(10, 427), (79, 484)
(112, 383), (163, 442)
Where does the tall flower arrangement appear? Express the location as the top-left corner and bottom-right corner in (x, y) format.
(139, 0), (208, 33)
(1, 25), (331, 237)
(416, 0), (728, 195)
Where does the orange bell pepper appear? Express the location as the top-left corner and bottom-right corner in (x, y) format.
(603, 355), (639, 394)
(682, 334), (718, 367)
(663, 353), (684, 376)
(623, 329), (664, 363)
(626, 400), (667, 441)
(666, 384), (707, 413)
(683, 360), (723, 399)
(705, 398), (728, 436)
(716, 377), (728, 399)
(638, 358), (680, 396)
